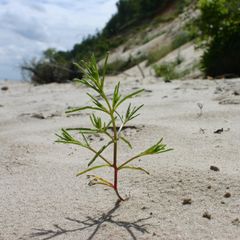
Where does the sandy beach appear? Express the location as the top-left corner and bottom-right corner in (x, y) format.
(0, 77), (240, 240)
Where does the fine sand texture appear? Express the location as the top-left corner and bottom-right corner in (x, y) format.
(0, 77), (240, 240)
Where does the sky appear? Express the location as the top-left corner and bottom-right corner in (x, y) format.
(0, 0), (118, 80)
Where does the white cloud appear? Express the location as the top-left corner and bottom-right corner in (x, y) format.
(0, 0), (117, 80)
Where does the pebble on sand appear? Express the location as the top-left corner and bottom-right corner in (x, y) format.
(210, 165), (220, 172)
(203, 211), (211, 220)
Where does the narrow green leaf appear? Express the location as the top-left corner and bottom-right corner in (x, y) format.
(119, 165), (150, 175)
(115, 111), (124, 123)
(73, 62), (85, 73)
(55, 129), (88, 147)
(76, 165), (110, 176)
(119, 136), (132, 149)
(55, 139), (84, 146)
(66, 106), (104, 114)
(88, 93), (109, 113)
(81, 133), (89, 146)
(124, 104), (144, 124)
(101, 52), (109, 89)
(66, 127), (98, 134)
(112, 82), (121, 108)
(115, 89), (144, 109)
(88, 141), (113, 167)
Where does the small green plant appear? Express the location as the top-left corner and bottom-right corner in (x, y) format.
(154, 62), (180, 81)
(146, 44), (173, 66)
(56, 54), (172, 201)
(172, 31), (192, 49)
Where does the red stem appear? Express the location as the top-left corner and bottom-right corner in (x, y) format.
(113, 142), (118, 189)
(113, 142), (125, 201)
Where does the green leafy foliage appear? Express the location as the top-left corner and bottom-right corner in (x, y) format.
(154, 62), (180, 81)
(103, 0), (178, 37)
(171, 31), (193, 49)
(146, 44), (173, 66)
(56, 54), (172, 201)
(21, 49), (80, 84)
(154, 53), (185, 82)
(198, 0), (240, 77)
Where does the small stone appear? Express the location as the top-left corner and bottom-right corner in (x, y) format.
(203, 211), (211, 220)
(31, 113), (45, 119)
(150, 212), (153, 216)
(152, 232), (156, 236)
(141, 206), (147, 210)
(221, 201), (225, 204)
(87, 135), (94, 141)
(233, 91), (240, 96)
(210, 165), (220, 172)
(214, 128), (223, 134)
(224, 192), (231, 198)
(1, 86), (8, 91)
(232, 218), (240, 226)
(207, 185), (212, 189)
(182, 198), (192, 205)
(144, 89), (152, 93)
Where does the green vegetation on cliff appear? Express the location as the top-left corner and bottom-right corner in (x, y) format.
(198, 0), (240, 77)
(22, 0), (188, 84)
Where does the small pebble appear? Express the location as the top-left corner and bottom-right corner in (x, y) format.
(203, 211), (211, 220)
(207, 185), (212, 189)
(214, 128), (223, 134)
(232, 218), (240, 226)
(1, 86), (8, 91)
(210, 165), (220, 172)
(144, 89), (152, 93)
(224, 192), (231, 198)
(182, 198), (192, 205)
(233, 91), (240, 96)
(31, 113), (45, 119)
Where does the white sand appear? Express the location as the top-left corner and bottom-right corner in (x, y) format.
(0, 77), (240, 240)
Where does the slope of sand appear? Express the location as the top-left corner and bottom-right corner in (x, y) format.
(0, 77), (240, 240)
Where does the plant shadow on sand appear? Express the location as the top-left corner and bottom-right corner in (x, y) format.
(29, 200), (151, 240)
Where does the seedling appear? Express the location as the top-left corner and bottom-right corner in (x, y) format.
(197, 102), (203, 117)
(56, 54), (172, 201)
